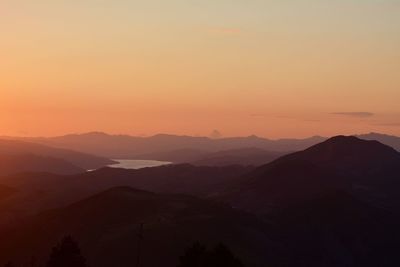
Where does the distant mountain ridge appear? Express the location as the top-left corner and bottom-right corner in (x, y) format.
(6, 132), (324, 159)
(0, 139), (115, 170)
(6, 132), (400, 161)
(0, 154), (85, 176)
(357, 132), (400, 151)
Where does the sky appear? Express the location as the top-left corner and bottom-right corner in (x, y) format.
(1, 0), (399, 138)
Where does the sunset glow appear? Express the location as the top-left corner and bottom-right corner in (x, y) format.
(1, 1), (399, 138)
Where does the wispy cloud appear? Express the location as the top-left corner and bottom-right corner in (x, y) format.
(331, 112), (374, 118)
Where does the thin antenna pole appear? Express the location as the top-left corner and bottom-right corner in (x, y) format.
(136, 223), (144, 267)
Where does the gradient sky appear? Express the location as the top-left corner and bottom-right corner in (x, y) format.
(1, 0), (399, 138)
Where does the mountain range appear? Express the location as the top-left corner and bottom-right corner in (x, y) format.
(5, 132), (400, 162)
(4, 132), (323, 159)
(1, 135), (400, 266)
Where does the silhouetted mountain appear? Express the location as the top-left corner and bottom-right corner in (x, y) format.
(9, 132), (325, 158)
(227, 136), (400, 215)
(358, 132), (400, 151)
(0, 154), (84, 176)
(0, 139), (115, 170)
(275, 135), (400, 171)
(227, 159), (348, 214)
(0, 187), (274, 267)
(221, 136), (400, 266)
(191, 148), (287, 167)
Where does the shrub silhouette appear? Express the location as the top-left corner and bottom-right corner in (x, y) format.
(178, 242), (208, 267)
(206, 243), (244, 267)
(178, 242), (244, 267)
(46, 236), (87, 267)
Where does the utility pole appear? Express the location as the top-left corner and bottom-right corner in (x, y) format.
(136, 223), (144, 267)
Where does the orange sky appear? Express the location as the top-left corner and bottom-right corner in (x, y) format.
(1, 1), (399, 138)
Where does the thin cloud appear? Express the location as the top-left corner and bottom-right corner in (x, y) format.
(331, 112), (374, 118)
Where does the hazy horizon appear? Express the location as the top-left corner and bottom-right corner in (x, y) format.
(1, 1), (399, 138)
(1, 130), (397, 140)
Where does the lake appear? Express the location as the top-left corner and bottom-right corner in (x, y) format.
(107, 159), (172, 170)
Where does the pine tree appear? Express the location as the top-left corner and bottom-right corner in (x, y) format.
(46, 236), (87, 267)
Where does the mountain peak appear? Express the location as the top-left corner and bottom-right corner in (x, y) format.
(315, 135), (396, 153)
(269, 135), (400, 176)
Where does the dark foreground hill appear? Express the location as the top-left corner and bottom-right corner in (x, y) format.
(0, 164), (253, 222)
(0, 139), (115, 170)
(267, 191), (400, 267)
(2, 187), (399, 267)
(0, 187), (274, 267)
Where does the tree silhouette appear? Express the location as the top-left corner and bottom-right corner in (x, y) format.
(4, 262), (15, 267)
(177, 242), (245, 267)
(206, 243), (244, 267)
(177, 242), (207, 267)
(46, 236), (87, 267)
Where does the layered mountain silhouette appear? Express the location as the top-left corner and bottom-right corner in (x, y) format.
(1, 135), (400, 266)
(0, 139), (115, 170)
(8, 132), (323, 159)
(0, 187), (274, 267)
(5, 132), (400, 160)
